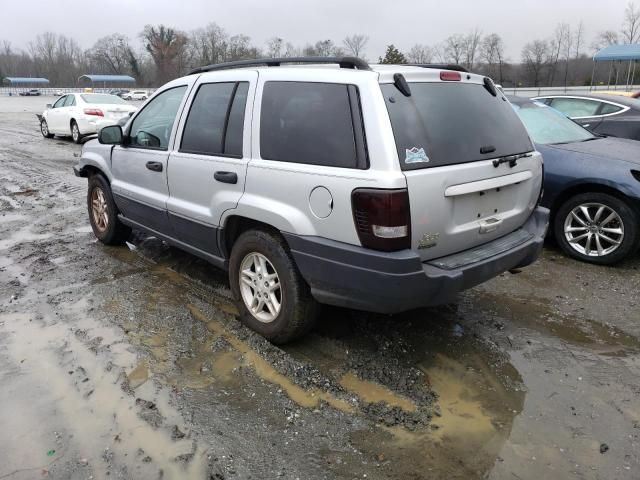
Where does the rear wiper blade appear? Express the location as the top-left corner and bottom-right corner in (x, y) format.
(492, 152), (532, 168)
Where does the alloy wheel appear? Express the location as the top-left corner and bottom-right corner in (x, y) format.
(239, 252), (282, 323)
(72, 124), (79, 142)
(564, 202), (624, 257)
(41, 120), (49, 136)
(90, 187), (109, 233)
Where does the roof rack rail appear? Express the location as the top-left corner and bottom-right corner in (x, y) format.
(188, 56), (371, 75)
(405, 63), (469, 73)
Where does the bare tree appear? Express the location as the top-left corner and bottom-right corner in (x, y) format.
(574, 21), (585, 59)
(266, 37), (283, 58)
(559, 24), (574, 87)
(406, 44), (434, 63)
(443, 34), (465, 64)
(462, 29), (482, 70)
(343, 34), (368, 58)
(522, 40), (549, 87)
(480, 33), (505, 82)
(88, 34), (133, 74)
(142, 25), (188, 84)
(591, 30), (620, 52)
(622, 2), (640, 43)
(189, 23), (227, 67)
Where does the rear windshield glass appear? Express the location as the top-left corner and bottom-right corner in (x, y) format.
(81, 94), (127, 105)
(513, 101), (595, 145)
(381, 82), (533, 170)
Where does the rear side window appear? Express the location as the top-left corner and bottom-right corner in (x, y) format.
(599, 102), (624, 115)
(381, 83), (533, 170)
(260, 82), (366, 168)
(549, 98), (600, 117)
(181, 82), (248, 157)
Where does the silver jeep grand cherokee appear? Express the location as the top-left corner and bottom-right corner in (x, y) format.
(74, 57), (549, 343)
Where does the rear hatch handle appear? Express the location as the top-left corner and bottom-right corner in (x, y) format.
(479, 217), (503, 234)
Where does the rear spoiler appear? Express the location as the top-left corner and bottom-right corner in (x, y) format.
(405, 64), (469, 73)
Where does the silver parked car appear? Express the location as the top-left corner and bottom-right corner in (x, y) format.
(74, 57), (549, 343)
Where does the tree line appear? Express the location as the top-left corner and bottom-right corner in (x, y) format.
(1, 2), (640, 88)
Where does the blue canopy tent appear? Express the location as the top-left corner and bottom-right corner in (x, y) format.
(78, 74), (136, 89)
(591, 44), (640, 91)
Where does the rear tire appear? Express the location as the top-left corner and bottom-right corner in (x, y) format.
(40, 119), (54, 138)
(87, 174), (131, 245)
(229, 229), (319, 344)
(554, 192), (638, 265)
(71, 120), (82, 144)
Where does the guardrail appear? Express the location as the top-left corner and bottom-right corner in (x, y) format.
(503, 85), (640, 97)
(0, 87), (155, 96)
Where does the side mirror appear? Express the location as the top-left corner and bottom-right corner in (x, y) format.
(98, 125), (123, 145)
(46, 104), (52, 109)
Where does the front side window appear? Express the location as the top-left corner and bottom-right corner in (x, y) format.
(260, 82), (359, 168)
(128, 86), (187, 149)
(513, 102), (595, 145)
(63, 95), (76, 107)
(180, 82), (249, 157)
(550, 98), (600, 117)
(53, 96), (66, 108)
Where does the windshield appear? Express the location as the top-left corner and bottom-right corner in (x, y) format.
(381, 82), (533, 170)
(80, 94), (127, 105)
(513, 101), (595, 145)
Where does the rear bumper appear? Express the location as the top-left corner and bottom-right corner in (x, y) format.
(285, 206), (549, 314)
(75, 117), (118, 135)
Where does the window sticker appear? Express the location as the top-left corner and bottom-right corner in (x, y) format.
(405, 147), (429, 164)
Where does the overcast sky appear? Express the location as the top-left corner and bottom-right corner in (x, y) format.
(4, 0), (634, 59)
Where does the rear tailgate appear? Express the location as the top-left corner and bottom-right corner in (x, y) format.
(381, 79), (542, 261)
(404, 155), (542, 260)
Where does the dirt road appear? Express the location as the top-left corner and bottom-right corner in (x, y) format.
(0, 97), (639, 479)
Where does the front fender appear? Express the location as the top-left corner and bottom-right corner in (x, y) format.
(75, 142), (114, 182)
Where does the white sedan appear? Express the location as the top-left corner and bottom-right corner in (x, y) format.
(40, 93), (138, 143)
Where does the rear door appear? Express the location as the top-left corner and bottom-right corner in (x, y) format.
(110, 83), (192, 234)
(166, 70), (256, 256)
(382, 80), (542, 261)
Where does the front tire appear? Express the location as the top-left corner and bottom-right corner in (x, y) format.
(554, 192), (638, 265)
(229, 229), (319, 344)
(87, 175), (131, 245)
(71, 120), (82, 144)
(40, 119), (54, 138)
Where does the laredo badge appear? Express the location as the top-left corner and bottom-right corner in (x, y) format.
(405, 147), (429, 164)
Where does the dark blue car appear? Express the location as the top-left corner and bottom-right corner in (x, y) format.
(510, 96), (640, 265)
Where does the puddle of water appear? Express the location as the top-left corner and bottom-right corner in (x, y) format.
(127, 361), (150, 389)
(189, 305), (355, 413)
(475, 292), (640, 355)
(339, 373), (417, 412)
(0, 312), (207, 479)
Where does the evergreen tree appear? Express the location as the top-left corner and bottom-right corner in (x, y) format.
(379, 44), (406, 64)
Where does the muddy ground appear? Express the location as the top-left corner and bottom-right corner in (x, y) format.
(0, 96), (639, 480)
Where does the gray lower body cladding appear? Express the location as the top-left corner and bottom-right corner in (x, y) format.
(285, 207), (550, 314)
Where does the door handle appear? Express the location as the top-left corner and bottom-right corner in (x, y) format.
(145, 161), (163, 172)
(214, 171), (238, 184)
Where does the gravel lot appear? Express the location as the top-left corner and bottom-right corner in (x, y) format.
(0, 96), (639, 480)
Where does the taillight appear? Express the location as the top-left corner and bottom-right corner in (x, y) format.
(352, 188), (411, 251)
(440, 71), (461, 81)
(84, 108), (104, 117)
